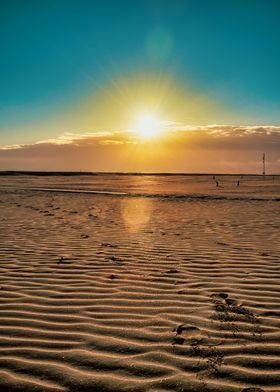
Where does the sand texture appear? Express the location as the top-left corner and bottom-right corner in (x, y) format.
(0, 175), (279, 392)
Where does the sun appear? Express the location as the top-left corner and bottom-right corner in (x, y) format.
(135, 114), (163, 139)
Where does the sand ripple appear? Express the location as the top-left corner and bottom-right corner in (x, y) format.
(0, 190), (279, 391)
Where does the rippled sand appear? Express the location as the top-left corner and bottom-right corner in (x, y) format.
(0, 179), (279, 391)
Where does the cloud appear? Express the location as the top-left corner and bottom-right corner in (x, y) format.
(1, 124), (279, 150)
(172, 123), (280, 137)
(0, 144), (25, 151)
(0, 132), (115, 150)
(0, 125), (279, 173)
(164, 124), (280, 151)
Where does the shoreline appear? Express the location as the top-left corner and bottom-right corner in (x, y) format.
(0, 186), (279, 201)
(1, 171), (279, 177)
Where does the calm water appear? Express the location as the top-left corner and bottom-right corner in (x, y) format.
(1, 174), (279, 199)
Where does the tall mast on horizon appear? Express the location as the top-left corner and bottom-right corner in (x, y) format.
(262, 152), (266, 176)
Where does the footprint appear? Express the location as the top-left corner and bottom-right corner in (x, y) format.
(173, 324), (186, 335)
(166, 268), (179, 274)
(225, 298), (238, 306)
(211, 292), (228, 300)
(173, 324), (201, 338)
(172, 336), (185, 345)
(190, 340), (224, 374)
(218, 293), (228, 299)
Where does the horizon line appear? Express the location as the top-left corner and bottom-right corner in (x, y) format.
(0, 171), (279, 176)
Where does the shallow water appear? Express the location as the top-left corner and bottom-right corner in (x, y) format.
(0, 174), (280, 200)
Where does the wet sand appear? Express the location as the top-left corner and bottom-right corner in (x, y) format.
(0, 176), (279, 392)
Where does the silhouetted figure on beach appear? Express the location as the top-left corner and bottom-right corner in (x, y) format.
(237, 180), (240, 187)
(216, 181), (219, 187)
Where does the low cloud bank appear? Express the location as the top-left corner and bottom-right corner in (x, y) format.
(0, 125), (279, 173)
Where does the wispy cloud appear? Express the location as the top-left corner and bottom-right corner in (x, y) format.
(0, 125), (279, 172)
(0, 144), (25, 151)
(0, 131), (114, 150)
(170, 123), (280, 136)
(33, 131), (113, 146)
(1, 124), (279, 151)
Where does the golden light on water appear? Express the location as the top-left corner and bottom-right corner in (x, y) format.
(122, 198), (152, 234)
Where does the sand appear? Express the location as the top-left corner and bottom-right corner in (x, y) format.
(0, 174), (279, 392)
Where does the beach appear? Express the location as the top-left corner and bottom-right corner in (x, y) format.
(0, 174), (279, 392)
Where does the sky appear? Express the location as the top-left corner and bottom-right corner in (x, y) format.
(0, 0), (280, 173)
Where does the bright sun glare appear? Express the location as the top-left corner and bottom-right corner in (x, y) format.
(135, 114), (162, 139)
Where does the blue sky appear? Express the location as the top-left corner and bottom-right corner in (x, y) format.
(1, 0), (280, 147)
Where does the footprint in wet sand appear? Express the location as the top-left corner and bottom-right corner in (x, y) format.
(210, 292), (261, 337)
(172, 335), (185, 345)
(190, 338), (224, 376)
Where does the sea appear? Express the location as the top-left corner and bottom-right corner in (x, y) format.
(0, 173), (279, 200)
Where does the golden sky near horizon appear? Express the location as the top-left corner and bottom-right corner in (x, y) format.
(0, 74), (279, 173)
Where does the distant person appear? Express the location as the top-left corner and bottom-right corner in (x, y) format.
(216, 181), (219, 187)
(237, 180), (240, 187)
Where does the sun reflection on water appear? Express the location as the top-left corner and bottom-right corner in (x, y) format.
(122, 198), (152, 234)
